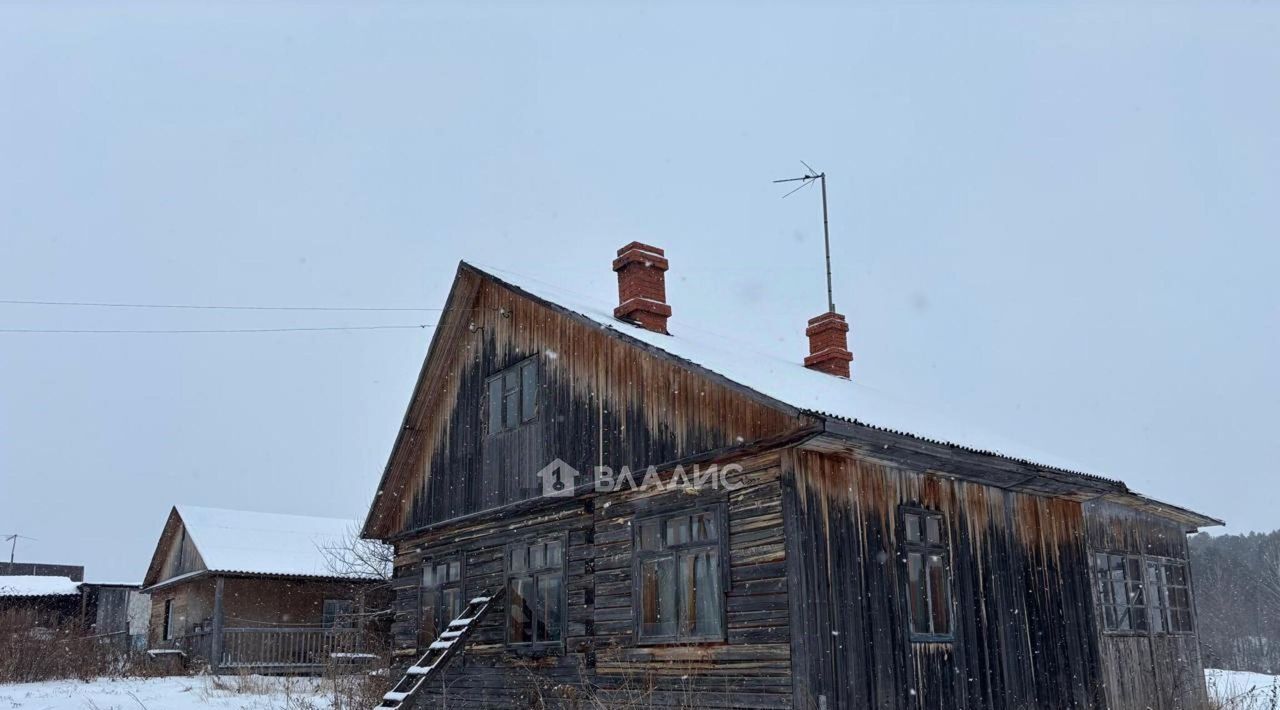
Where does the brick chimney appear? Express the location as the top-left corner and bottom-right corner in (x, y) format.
(804, 311), (853, 378)
(612, 242), (671, 334)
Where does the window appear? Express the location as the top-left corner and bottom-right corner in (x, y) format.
(1092, 552), (1193, 635)
(487, 357), (539, 434)
(1093, 552), (1147, 632)
(507, 538), (564, 644)
(901, 508), (952, 641)
(162, 599), (174, 640)
(420, 558), (463, 645)
(634, 507), (726, 643)
(323, 599), (355, 629)
(1148, 558), (1194, 634)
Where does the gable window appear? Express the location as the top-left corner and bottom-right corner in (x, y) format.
(323, 599), (355, 629)
(507, 538), (564, 644)
(634, 506), (726, 643)
(420, 558), (463, 645)
(901, 507), (952, 641)
(487, 357), (539, 434)
(1092, 552), (1193, 635)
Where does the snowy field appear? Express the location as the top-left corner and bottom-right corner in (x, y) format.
(1208, 668), (1280, 709)
(0, 669), (1277, 709)
(0, 675), (351, 710)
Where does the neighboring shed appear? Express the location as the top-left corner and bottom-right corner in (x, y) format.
(0, 575), (148, 649)
(83, 583), (149, 651)
(0, 575), (83, 631)
(141, 505), (390, 673)
(0, 562), (84, 581)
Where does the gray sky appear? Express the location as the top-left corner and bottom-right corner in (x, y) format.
(1, 2), (1276, 582)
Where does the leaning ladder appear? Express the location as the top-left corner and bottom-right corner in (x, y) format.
(375, 588), (504, 710)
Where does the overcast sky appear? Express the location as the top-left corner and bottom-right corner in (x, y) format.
(1, 1), (1276, 582)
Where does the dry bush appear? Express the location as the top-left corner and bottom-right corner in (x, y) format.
(316, 648), (394, 710)
(1206, 672), (1280, 710)
(0, 625), (143, 683)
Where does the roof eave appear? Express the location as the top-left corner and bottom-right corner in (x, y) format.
(809, 413), (1223, 530)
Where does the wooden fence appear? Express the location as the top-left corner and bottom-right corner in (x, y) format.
(218, 627), (368, 672)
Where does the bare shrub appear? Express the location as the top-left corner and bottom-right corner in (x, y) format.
(0, 625), (143, 683)
(1206, 671), (1280, 710)
(317, 646), (393, 709)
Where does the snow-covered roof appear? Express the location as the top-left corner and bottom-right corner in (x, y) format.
(174, 505), (373, 580)
(0, 575), (81, 597)
(478, 263), (1099, 478)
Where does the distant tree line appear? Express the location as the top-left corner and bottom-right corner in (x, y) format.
(1190, 530), (1280, 673)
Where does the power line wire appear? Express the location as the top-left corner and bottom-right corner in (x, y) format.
(0, 299), (439, 312)
(0, 325), (434, 334)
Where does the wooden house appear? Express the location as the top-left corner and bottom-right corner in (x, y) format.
(362, 243), (1221, 709)
(142, 505), (389, 673)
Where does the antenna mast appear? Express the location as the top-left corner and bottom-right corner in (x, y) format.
(4, 534), (36, 565)
(774, 162), (835, 312)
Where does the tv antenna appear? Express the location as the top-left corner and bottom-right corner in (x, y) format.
(774, 161), (835, 313)
(4, 534), (36, 565)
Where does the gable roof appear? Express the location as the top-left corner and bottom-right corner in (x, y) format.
(480, 265), (1094, 474)
(364, 261), (1221, 536)
(144, 505), (379, 588)
(0, 575), (81, 598)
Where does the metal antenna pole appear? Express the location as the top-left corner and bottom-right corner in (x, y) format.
(5, 534), (35, 565)
(819, 173), (833, 313)
(774, 162), (836, 313)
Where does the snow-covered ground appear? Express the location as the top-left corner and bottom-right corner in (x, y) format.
(0, 669), (1276, 709)
(0, 675), (353, 710)
(1208, 668), (1280, 709)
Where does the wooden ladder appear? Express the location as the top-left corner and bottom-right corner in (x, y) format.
(375, 587), (504, 710)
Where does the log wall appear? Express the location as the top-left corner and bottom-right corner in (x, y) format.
(784, 450), (1105, 710)
(392, 452), (793, 709)
(1084, 500), (1208, 710)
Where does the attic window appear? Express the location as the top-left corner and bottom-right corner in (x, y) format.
(487, 357), (539, 434)
(901, 507), (953, 642)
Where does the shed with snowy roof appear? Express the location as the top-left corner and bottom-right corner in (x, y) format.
(140, 505), (390, 673)
(362, 245), (1220, 710)
(0, 575), (85, 632)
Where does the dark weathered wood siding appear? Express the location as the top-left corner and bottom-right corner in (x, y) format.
(1084, 500), (1208, 710)
(784, 450), (1105, 710)
(369, 265), (1214, 710)
(371, 270), (808, 538)
(391, 452), (793, 709)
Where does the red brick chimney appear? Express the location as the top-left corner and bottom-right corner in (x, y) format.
(804, 311), (853, 378)
(612, 242), (671, 334)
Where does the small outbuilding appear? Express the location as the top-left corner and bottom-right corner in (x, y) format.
(0, 575), (84, 632)
(0, 567), (149, 650)
(141, 505), (389, 674)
